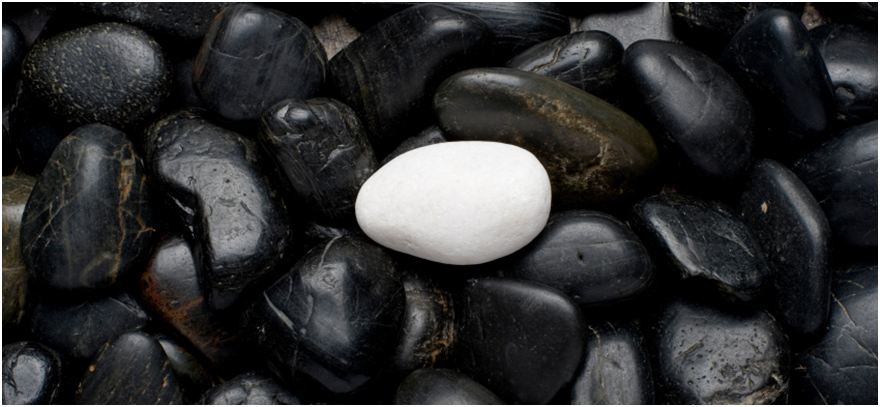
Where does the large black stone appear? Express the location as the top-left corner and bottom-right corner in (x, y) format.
(809, 24), (878, 125)
(194, 4), (326, 122)
(578, 2), (678, 49)
(201, 371), (301, 405)
(2, 342), (63, 405)
(145, 109), (293, 310)
(2, 175), (35, 331)
(76, 2), (228, 42)
(740, 159), (832, 335)
(20, 124), (155, 294)
(570, 321), (654, 405)
(390, 272), (454, 372)
(393, 368), (503, 405)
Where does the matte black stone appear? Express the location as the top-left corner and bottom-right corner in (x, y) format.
(508, 210), (654, 307)
(793, 121), (878, 248)
(20, 124), (155, 294)
(2, 175), (35, 330)
(740, 159), (832, 335)
(506, 31), (624, 105)
(391, 273), (454, 372)
(720, 9), (837, 159)
(571, 321), (654, 405)
(434, 67), (659, 210)
(258, 98), (378, 223)
(21, 22), (172, 131)
(652, 297), (790, 404)
(3, 19), (25, 93)
(393, 368), (503, 405)
(380, 125), (447, 167)
(7, 80), (74, 175)
(623, 39), (754, 183)
(2, 341), (63, 405)
(155, 334), (213, 404)
(241, 236), (405, 394)
(145, 109), (293, 310)
(631, 194), (769, 302)
(201, 371), (301, 405)
(809, 24), (878, 124)
(455, 277), (587, 404)
(790, 263), (878, 404)
(76, 2), (228, 42)
(328, 4), (492, 157)
(74, 331), (184, 404)
(578, 2), (678, 49)
(194, 4), (326, 122)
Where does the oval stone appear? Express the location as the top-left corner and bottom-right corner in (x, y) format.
(2, 342), (63, 405)
(355, 141), (551, 265)
(394, 368), (503, 405)
(809, 24), (878, 124)
(434, 67), (659, 210)
(2, 175), (35, 329)
(571, 321), (654, 405)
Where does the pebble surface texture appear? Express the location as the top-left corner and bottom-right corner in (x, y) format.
(571, 321), (654, 404)
(201, 371), (301, 405)
(356, 141), (552, 265)
(2, 341), (63, 405)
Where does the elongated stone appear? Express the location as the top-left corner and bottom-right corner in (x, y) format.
(434, 67), (659, 210)
(258, 98), (377, 223)
(394, 368), (503, 405)
(571, 321), (654, 405)
(2, 175), (35, 330)
(2, 342), (63, 405)
(145, 109), (292, 310)
(809, 24), (878, 125)
(740, 159), (832, 335)
(508, 210), (653, 307)
(201, 372), (301, 405)
(578, 2), (678, 49)
(20, 124), (155, 294)
(194, 4), (326, 122)
(329, 4), (492, 157)
(77, 2), (229, 41)
(391, 273), (454, 372)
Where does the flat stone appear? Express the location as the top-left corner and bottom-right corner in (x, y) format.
(2, 342), (63, 405)
(2, 175), (36, 330)
(455, 278), (587, 404)
(390, 272), (454, 372)
(355, 141), (551, 265)
(578, 2), (678, 49)
(76, 3), (228, 42)
(809, 24), (878, 125)
(194, 4), (326, 122)
(380, 125), (447, 167)
(740, 159), (832, 335)
(258, 98), (378, 223)
(508, 210), (653, 306)
(393, 368), (503, 405)
(145, 109), (293, 310)
(20, 124), (155, 294)
(571, 321), (654, 404)
(434, 67), (659, 210)
(201, 372), (301, 405)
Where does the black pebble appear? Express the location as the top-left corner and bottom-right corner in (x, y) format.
(2, 341), (63, 405)
(3, 19), (25, 96)
(390, 272), (454, 372)
(155, 334), (213, 404)
(571, 321), (654, 405)
(380, 125), (447, 167)
(809, 24), (878, 125)
(578, 2), (678, 49)
(76, 2), (229, 42)
(201, 371), (301, 405)
(393, 368), (503, 405)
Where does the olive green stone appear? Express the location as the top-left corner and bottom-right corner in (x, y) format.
(2, 175), (36, 329)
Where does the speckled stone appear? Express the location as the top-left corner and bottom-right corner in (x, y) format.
(2, 342), (63, 405)
(571, 321), (654, 404)
(393, 368), (503, 405)
(2, 175), (36, 330)
(201, 371), (301, 405)
(76, 2), (229, 41)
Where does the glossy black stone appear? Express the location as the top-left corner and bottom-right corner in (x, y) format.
(74, 331), (184, 404)
(631, 194), (769, 302)
(506, 31), (624, 105)
(809, 24), (878, 125)
(391, 273), (454, 372)
(328, 4), (492, 157)
(455, 277), (587, 404)
(145, 109), (293, 310)
(21, 22), (172, 131)
(571, 321), (654, 405)
(258, 98), (378, 223)
(623, 39), (754, 183)
(393, 368), (503, 405)
(508, 210), (653, 307)
(155, 334), (213, 404)
(793, 121), (878, 249)
(77, 2), (229, 42)
(578, 2), (678, 49)
(20, 124), (155, 294)
(2, 342), (62, 405)
(2, 175), (35, 331)
(201, 371), (301, 405)
(790, 263), (878, 404)
(740, 159), (832, 335)
(720, 9), (837, 159)
(652, 297), (790, 404)
(241, 236), (405, 394)
(194, 4), (326, 122)
(380, 125), (447, 167)
(3, 19), (25, 92)
(6, 81), (70, 175)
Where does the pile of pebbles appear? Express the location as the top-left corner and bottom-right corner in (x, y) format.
(2, 2), (877, 405)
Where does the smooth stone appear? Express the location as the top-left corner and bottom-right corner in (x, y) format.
(20, 124), (155, 294)
(3, 19), (25, 89)
(455, 278), (587, 404)
(571, 321), (654, 405)
(720, 9), (836, 159)
(393, 368), (503, 405)
(328, 4), (492, 157)
(390, 273), (455, 372)
(155, 334), (213, 404)
(652, 297), (790, 404)
(258, 98), (378, 222)
(194, 4), (326, 122)
(623, 39), (754, 183)
(74, 331), (184, 404)
(809, 24), (878, 124)
(578, 2), (678, 49)
(434, 67), (659, 210)
(138, 235), (241, 371)
(793, 121), (878, 248)
(2, 175), (36, 329)
(201, 371), (301, 405)
(2, 342), (63, 405)
(506, 31), (624, 105)
(355, 141), (551, 265)
(790, 263), (878, 404)
(508, 210), (653, 307)
(21, 22), (172, 130)
(241, 236), (405, 394)
(740, 159), (832, 335)
(631, 194), (769, 302)
(30, 291), (150, 361)
(380, 125), (447, 167)
(7, 81), (70, 175)
(144, 109), (292, 310)
(76, 3), (229, 42)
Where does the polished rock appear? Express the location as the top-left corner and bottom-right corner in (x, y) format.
(155, 334), (213, 404)
(2, 175), (35, 330)
(809, 24), (878, 125)
(393, 368), (503, 405)
(571, 321), (654, 405)
(391, 273), (454, 372)
(380, 125), (447, 167)
(578, 2), (678, 49)
(201, 371), (301, 405)
(2, 342), (63, 405)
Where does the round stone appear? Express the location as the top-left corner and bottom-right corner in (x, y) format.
(355, 141), (552, 265)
